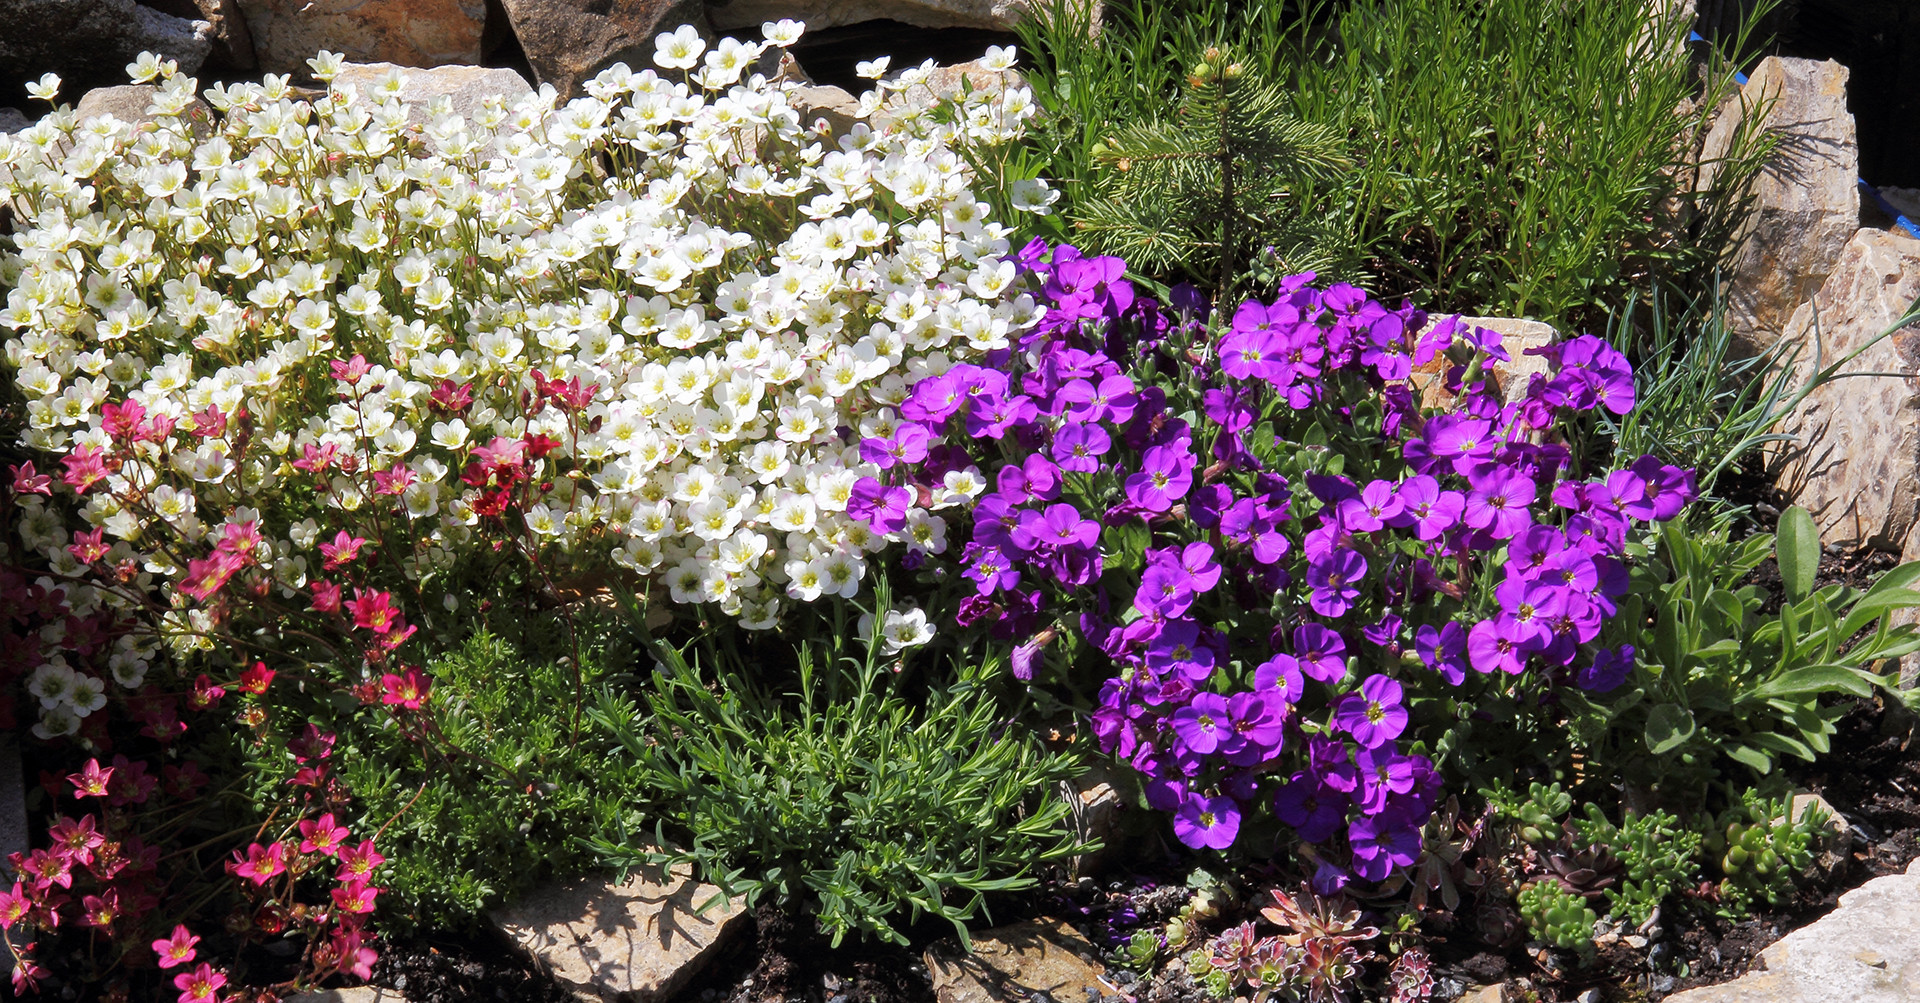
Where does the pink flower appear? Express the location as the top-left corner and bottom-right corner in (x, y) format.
(0, 882), (30, 928)
(310, 579), (343, 614)
(237, 661), (276, 695)
(331, 879), (380, 914)
(379, 666), (430, 710)
(173, 962), (227, 1003)
(318, 529), (369, 569)
(329, 926), (378, 980)
(67, 759), (113, 798)
(60, 444), (109, 493)
(335, 840), (385, 882)
(229, 842), (287, 885)
(299, 813), (351, 856)
(10, 460), (52, 496)
(153, 924), (200, 969)
(48, 816), (104, 865)
(330, 353), (372, 385)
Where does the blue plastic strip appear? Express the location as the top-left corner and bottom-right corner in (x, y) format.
(1691, 31), (1920, 241)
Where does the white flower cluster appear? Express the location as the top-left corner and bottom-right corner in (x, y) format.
(0, 25), (1054, 654)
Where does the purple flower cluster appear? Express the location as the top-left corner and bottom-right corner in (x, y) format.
(851, 240), (1695, 888)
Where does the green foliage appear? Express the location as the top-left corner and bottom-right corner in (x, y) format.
(333, 630), (638, 931)
(586, 614), (1084, 947)
(1016, 0), (1772, 318)
(1074, 45), (1353, 293)
(1709, 792), (1822, 916)
(1483, 781), (1572, 845)
(1517, 880), (1597, 957)
(1563, 512), (1920, 793)
(1570, 805), (1702, 927)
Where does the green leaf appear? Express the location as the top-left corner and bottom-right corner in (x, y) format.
(1776, 506), (1819, 604)
(1726, 744), (1774, 774)
(1644, 704), (1697, 755)
(1743, 664), (1875, 702)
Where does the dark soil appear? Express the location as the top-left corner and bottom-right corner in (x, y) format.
(670, 906), (932, 1003)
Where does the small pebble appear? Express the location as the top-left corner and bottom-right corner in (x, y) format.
(1625, 934), (1649, 949)
(1578, 990), (1602, 1003)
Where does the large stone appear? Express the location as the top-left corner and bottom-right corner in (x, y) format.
(709, 0), (1029, 33)
(140, 0), (256, 71)
(872, 58), (1024, 129)
(234, 0), (487, 77)
(0, 0), (214, 95)
(1409, 316), (1558, 411)
(0, 736), (24, 883)
(498, 0), (707, 101)
(924, 919), (1111, 1003)
(0, 108), (28, 134)
(787, 82), (862, 137)
(327, 62), (531, 156)
(1697, 56), (1860, 355)
(1663, 860), (1920, 1003)
(74, 83), (214, 137)
(491, 865), (746, 1002)
(1772, 227), (1920, 551)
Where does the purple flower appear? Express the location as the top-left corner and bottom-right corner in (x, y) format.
(1294, 624), (1348, 683)
(1334, 674), (1407, 749)
(1274, 775), (1348, 843)
(1122, 443), (1195, 512)
(1305, 548), (1367, 617)
(1463, 466), (1536, 540)
(962, 545), (1021, 595)
(1172, 792), (1241, 850)
(1049, 422), (1111, 473)
(1391, 475), (1464, 541)
(1414, 622), (1468, 685)
(1146, 619), (1218, 682)
(1255, 653), (1307, 704)
(1620, 455), (1695, 522)
(1012, 503), (1100, 552)
(1348, 815), (1421, 882)
(1220, 498), (1291, 564)
(1136, 563), (1195, 617)
(847, 477), (910, 533)
(1220, 326), (1286, 382)
(1171, 692), (1231, 754)
(1576, 644), (1635, 693)
(1221, 691), (1286, 765)
(1355, 746), (1416, 813)
(1337, 479), (1405, 533)
(1466, 619), (1525, 675)
(1058, 374), (1139, 424)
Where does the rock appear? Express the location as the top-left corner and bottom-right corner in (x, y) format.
(140, 0), (255, 71)
(1697, 56), (1860, 355)
(787, 82), (863, 137)
(1662, 860), (1920, 1003)
(0, 108), (28, 134)
(1773, 227), (1920, 551)
(327, 62), (531, 157)
(1873, 186), (1920, 224)
(924, 919), (1110, 1003)
(872, 58), (1024, 128)
(1789, 792), (1849, 842)
(1462, 985), (1505, 1003)
(74, 84), (214, 137)
(498, 0), (708, 101)
(285, 989), (410, 1003)
(708, 0), (1031, 33)
(233, 0), (487, 76)
(490, 865), (746, 1002)
(1066, 763), (1124, 879)
(1410, 316), (1557, 410)
(0, 0), (214, 94)
(0, 736), (24, 882)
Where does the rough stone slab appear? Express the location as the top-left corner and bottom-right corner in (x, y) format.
(925, 919), (1111, 1003)
(491, 865), (746, 1003)
(499, 0), (707, 101)
(1773, 227), (1920, 551)
(0, 0), (214, 92)
(285, 989), (409, 1003)
(1697, 56), (1860, 355)
(1663, 860), (1920, 1003)
(0, 108), (27, 134)
(234, 0), (486, 76)
(1410, 316), (1558, 410)
(327, 62), (532, 157)
(787, 82), (863, 138)
(72, 84), (215, 139)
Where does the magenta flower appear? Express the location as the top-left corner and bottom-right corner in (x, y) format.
(847, 477), (910, 533)
(1255, 654), (1307, 704)
(1122, 444), (1195, 512)
(1294, 624), (1348, 683)
(1305, 548), (1367, 617)
(1333, 675), (1407, 749)
(1348, 815), (1421, 881)
(1463, 466), (1536, 540)
(1273, 775), (1347, 843)
(1171, 692), (1231, 754)
(1466, 619), (1526, 675)
(1050, 422), (1111, 472)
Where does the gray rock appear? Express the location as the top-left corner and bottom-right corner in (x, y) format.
(140, 0), (255, 71)
(491, 864), (746, 1002)
(0, 108), (29, 133)
(0, 735), (25, 882)
(0, 0), (213, 93)
(498, 0), (708, 101)
(787, 82), (862, 137)
(924, 919), (1111, 1003)
(1773, 227), (1920, 552)
(1697, 56), (1860, 356)
(1662, 860), (1920, 1003)
(233, 0), (486, 77)
(1065, 764), (1124, 879)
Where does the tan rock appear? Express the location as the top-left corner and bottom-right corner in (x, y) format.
(327, 62), (532, 157)
(498, 0), (707, 101)
(285, 989), (410, 1003)
(925, 919), (1111, 1003)
(1663, 861), (1920, 1003)
(1773, 227), (1920, 551)
(787, 83), (863, 138)
(1697, 56), (1860, 355)
(1409, 316), (1557, 410)
(235, 0), (487, 76)
(491, 865), (746, 1002)
(1462, 986), (1506, 1003)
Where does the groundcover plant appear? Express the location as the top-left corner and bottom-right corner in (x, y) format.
(4, 19), (1920, 1003)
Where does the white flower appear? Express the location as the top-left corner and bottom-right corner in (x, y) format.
(980, 45), (1018, 72)
(307, 50), (346, 81)
(858, 606), (936, 655)
(762, 19), (805, 46)
(654, 24), (707, 70)
(26, 72), (61, 103)
(855, 57), (892, 80)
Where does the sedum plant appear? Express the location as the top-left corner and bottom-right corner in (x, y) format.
(585, 592), (1083, 948)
